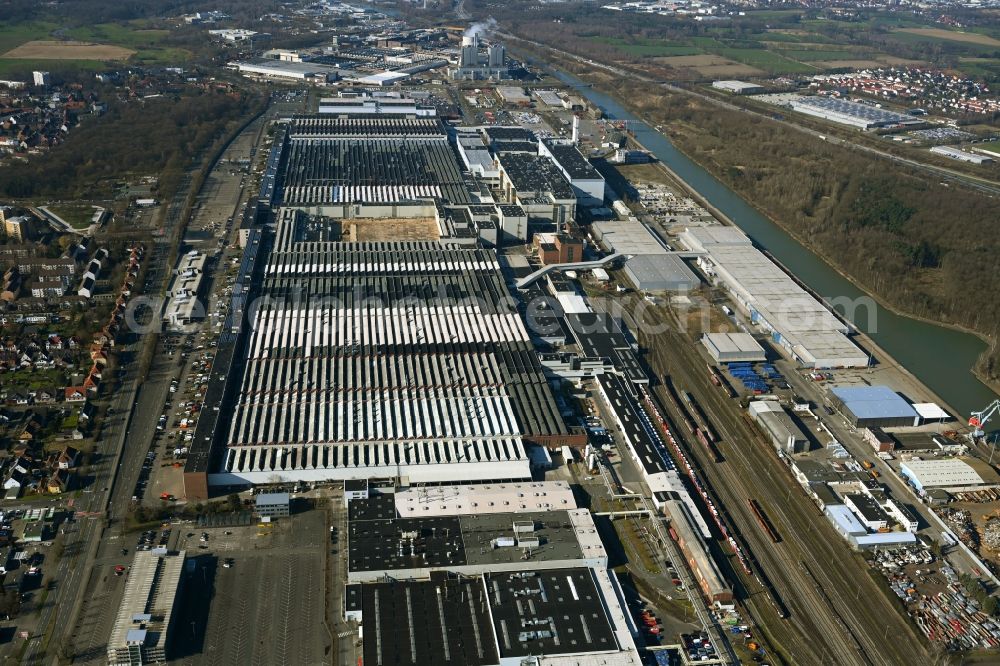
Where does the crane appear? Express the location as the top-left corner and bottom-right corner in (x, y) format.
(969, 399), (1000, 439)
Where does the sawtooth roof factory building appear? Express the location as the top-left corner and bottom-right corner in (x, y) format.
(183, 114), (584, 498)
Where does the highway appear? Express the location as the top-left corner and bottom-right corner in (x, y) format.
(504, 34), (1000, 198)
(621, 297), (928, 666)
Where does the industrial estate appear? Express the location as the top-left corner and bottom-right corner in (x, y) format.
(0, 1), (999, 666)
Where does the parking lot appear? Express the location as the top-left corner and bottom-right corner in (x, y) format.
(170, 509), (331, 666)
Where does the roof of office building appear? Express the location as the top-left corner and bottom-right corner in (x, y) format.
(255, 492), (290, 505)
(845, 493), (888, 522)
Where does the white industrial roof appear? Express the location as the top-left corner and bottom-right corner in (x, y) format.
(593, 220), (667, 255)
(355, 71), (409, 85)
(686, 230), (868, 367)
(703, 332), (764, 355)
(395, 481), (577, 517)
(902, 459), (984, 488)
(557, 293), (591, 315)
(912, 402), (950, 421)
(853, 532), (918, 547)
(623, 254), (699, 291)
(827, 504), (867, 536)
(679, 226), (752, 252)
(108, 550), (186, 656)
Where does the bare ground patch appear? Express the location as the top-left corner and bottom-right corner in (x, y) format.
(343, 217), (440, 242)
(3, 40), (135, 60)
(896, 28), (1000, 46)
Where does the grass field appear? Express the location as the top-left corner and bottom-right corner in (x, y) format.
(589, 36), (702, 57)
(576, 11), (1000, 81)
(714, 47), (815, 73)
(3, 41), (135, 61)
(0, 20), (188, 72)
(0, 21), (57, 53)
(777, 48), (860, 61)
(64, 23), (189, 65)
(48, 204), (101, 230)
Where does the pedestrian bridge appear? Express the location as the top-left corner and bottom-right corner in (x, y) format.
(515, 251), (706, 289)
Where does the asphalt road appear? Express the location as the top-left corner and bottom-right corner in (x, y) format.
(20, 176), (193, 665)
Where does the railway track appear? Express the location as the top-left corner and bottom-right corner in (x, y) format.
(629, 300), (927, 666)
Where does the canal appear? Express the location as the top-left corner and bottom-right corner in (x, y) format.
(553, 69), (999, 417)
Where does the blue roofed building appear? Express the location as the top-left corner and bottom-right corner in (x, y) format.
(827, 385), (919, 428)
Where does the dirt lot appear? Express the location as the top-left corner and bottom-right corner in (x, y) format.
(343, 217), (439, 242)
(896, 28), (1000, 46)
(948, 500), (1000, 566)
(3, 40), (135, 60)
(654, 55), (765, 76)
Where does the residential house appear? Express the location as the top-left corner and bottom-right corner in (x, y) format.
(46, 469), (69, 494)
(56, 446), (79, 470)
(64, 387), (86, 403)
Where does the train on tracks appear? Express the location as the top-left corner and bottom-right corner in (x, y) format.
(748, 498), (782, 544)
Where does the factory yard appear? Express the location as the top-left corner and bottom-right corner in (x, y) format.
(872, 550), (1000, 652)
(2, 40), (136, 60)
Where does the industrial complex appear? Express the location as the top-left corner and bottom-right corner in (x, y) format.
(14, 7), (1000, 666)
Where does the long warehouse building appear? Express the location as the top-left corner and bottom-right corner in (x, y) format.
(682, 226), (869, 368)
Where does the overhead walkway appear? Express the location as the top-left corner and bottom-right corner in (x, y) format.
(515, 253), (629, 289)
(515, 251), (706, 289)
